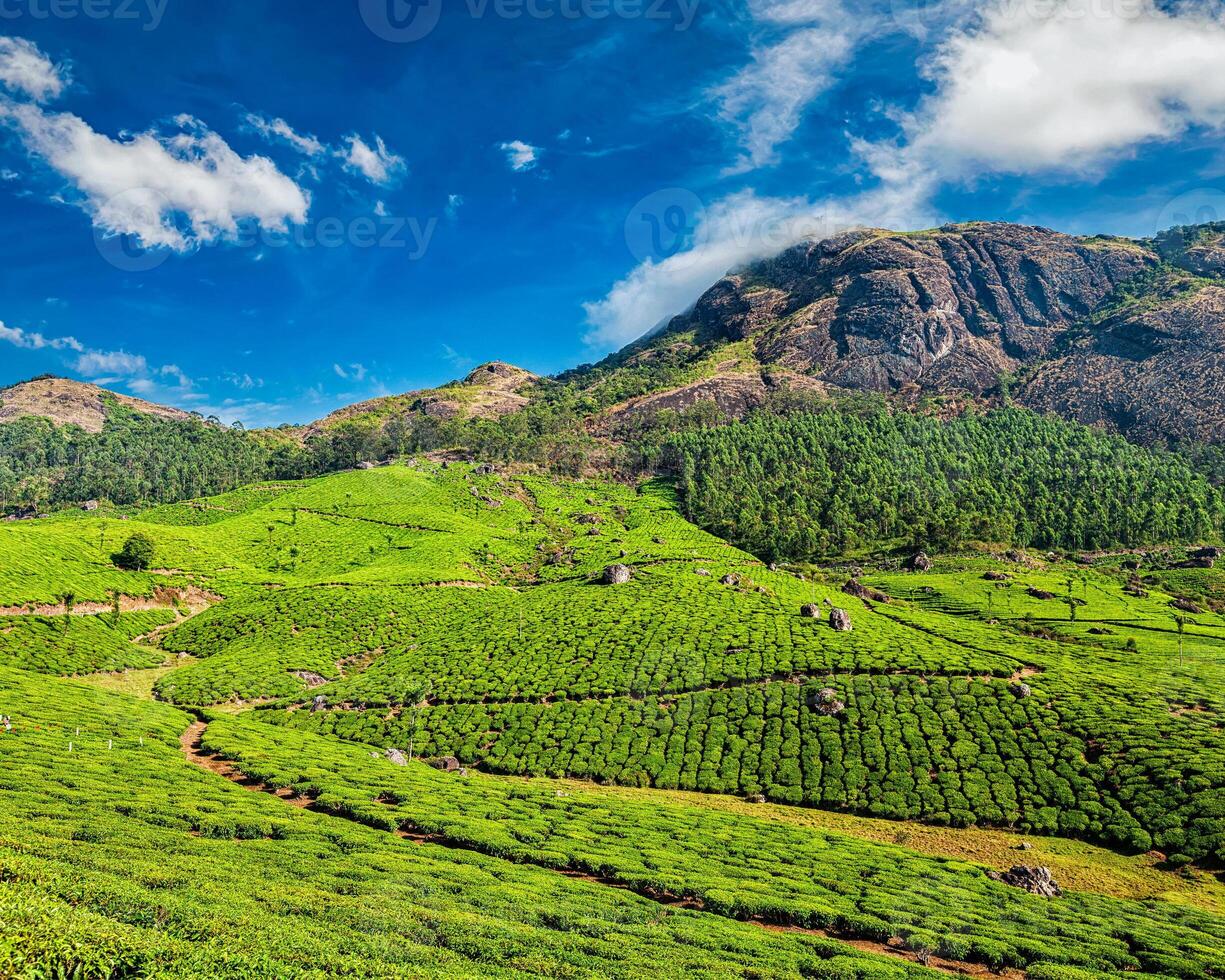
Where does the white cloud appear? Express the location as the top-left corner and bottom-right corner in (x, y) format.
(500, 139), (541, 172)
(222, 371), (262, 391)
(441, 344), (475, 373)
(333, 362), (368, 382)
(446, 193), (464, 219)
(0, 100), (311, 251)
(883, 0), (1225, 178)
(75, 350), (149, 378)
(0, 321), (83, 352)
(245, 113), (326, 157)
(338, 133), (405, 186)
(0, 36), (67, 103)
(713, 1), (865, 173)
(583, 183), (934, 349)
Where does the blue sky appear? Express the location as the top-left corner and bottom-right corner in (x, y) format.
(2, 0), (1225, 425)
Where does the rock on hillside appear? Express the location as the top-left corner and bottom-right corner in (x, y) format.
(665, 223), (1154, 397)
(595, 370), (835, 435)
(309, 362), (538, 434)
(1017, 277), (1225, 444)
(0, 376), (194, 434)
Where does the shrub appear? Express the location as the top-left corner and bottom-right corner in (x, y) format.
(113, 533), (155, 571)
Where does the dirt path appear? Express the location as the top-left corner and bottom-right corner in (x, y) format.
(179, 720), (1025, 979)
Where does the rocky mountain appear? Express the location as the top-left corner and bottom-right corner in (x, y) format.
(642, 221), (1225, 445)
(4, 222), (1222, 455)
(0, 376), (194, 433)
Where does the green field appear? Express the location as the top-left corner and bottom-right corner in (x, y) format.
(2, 463), (1224, 977)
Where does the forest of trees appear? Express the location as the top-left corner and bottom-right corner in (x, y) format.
(666, 408), (1225, 559)
(0, 409), (319, 511)
(3, 390), (1223, 562)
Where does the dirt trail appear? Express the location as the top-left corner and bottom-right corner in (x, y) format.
(180, 721), (312, 808)
(179, 720), (1026, 979)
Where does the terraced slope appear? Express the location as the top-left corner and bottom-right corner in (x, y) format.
(1, 465), (1223, 977)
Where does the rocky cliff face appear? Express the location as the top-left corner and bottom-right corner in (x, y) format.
(671, 222), (1155, 396)
(1016, 277), (1225, 444)
(659, 221), (1225, 444)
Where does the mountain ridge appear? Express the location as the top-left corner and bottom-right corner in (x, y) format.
(4, 220), (1224, 449)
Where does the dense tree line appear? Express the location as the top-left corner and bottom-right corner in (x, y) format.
(0, 409), (318, 510)
(666, 408), (1225, 559)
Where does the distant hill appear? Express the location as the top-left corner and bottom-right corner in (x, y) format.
(306, 362), (539, 436)
(0, 376), (194, 433)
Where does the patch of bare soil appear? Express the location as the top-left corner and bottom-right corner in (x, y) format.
(0, 585), (221, 619)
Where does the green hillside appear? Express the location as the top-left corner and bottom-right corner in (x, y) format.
(1, 463), (1223, 977)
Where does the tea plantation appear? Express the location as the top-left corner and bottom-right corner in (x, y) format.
(1, 463), (1223, 978)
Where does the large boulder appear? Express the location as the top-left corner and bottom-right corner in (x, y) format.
(843, 579), (891, 603)
(809, 687), (846, 716)
(829, 608), (853, 632)
(601, 564), (633, 586)
(906, 552), (933, 572)
(987, 866), (1061, 898)
(385, 748), (408, 767)
(800, 604), (821, 619)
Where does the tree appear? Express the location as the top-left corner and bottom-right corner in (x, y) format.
(56, 591), (76, 632)
(114, 533), (155, 571)
(404, 680), (434, 762)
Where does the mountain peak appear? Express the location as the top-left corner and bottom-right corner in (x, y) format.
(0, 376), (194, 434)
